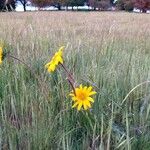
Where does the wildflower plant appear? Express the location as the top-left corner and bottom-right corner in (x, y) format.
(45, 46), (64, 72)
(0, 46), (3, 64)
(45, 46), (97, 111)
(1, 43), (97, 111)
(0, 41), (49, 100)
(0, 41), (9, 64)
(69, 84), (96, 111)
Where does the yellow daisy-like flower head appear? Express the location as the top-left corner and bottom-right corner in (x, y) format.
(45, 46), (64, 72)
(0, 46), (3, 64)
(69, 84), (96, 111)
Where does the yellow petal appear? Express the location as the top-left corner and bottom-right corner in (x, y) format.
(45, 62), (51, 68)
(72, 102), (78, 108)
(75, 89), (80, 95)
(58, 46), (65, 52)
(87, 86), (92, 92)
(85, 100), (91, 108)
(69, 93), (74, 97)
(72, 97), (77, 101)
(59, 57), (63, 64)
(79, 84), (83, 89)
(83, 102), (88, 110)
(48, 64), (55, 72)
(0, 47), (3, 64)
(87, 97), (94, 103)
(83, 86), (87, 91)
(57, 56), (63, 64)
(89, 91), (97, 96)
(77, 102), (83, 111)
(58, 51), (62, 56)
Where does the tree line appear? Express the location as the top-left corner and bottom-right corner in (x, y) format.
(0, 0), (150, 13)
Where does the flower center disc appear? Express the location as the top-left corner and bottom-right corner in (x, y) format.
(78, 92), (86, 101)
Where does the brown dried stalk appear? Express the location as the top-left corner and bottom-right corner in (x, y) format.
(60, 63), (76, 95)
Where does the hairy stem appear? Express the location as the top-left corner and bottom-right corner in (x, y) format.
(60, 63), (76, 95)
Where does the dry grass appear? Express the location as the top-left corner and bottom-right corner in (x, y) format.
(1, 11), (150, 49)
(0, 11), (150, 149)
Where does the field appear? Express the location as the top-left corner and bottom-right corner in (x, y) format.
(0, 11), (150, 149)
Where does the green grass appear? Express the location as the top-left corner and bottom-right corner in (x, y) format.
(0, 11), (150, 149)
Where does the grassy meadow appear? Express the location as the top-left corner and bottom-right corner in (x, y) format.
(0, 11), (150, 149)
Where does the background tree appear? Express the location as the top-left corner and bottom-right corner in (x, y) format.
(110, 0), (114, 5)
(76, 0), (85, 9)
(116, 0), (134, 11)
(88, 0), (98, 10)
(0, 0), (5, 10)
(31, 0), (51, 9)
(133, 0), (150, 12)
(124, 0), (134, 11)
(0, 0), (16, 11)
(17, 0), (27, 11)
(32, 0), (67, 10)
(65, 0), (85, 10)
(98, 0), (111, 10)
(88, 0), (111, 10)
(50, 0), (67, 10)
(65, 0), (76, 10)
(116, 0), (124, 10)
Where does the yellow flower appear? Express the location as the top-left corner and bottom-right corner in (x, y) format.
(45, 46), (64, 72)
(0, 47), (3, 64)
(69, 84), (96, 111)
